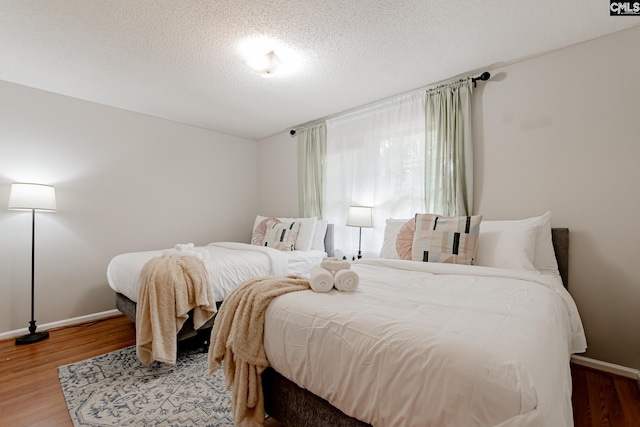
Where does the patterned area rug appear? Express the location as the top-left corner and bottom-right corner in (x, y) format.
(58, 345), (233, 426)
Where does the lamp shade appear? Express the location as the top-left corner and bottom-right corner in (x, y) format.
(346, 206), (373, 228)
(8, 183), (57, 211)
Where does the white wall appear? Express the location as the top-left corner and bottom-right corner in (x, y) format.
(474, 26), (640, 370)
(256, 131), (299, 217)
(258, 26), (640, 369)
(0, 80), (258, 334)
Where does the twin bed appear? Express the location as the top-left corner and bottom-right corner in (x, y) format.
(108, 218), (334, 340)
(107, 212), (586, 427)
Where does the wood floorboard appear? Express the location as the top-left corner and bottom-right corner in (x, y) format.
(1, 314), (639, 426)
(0, 315), (135, 427)
(616, 378), (640, 423)
(572, 365), (592, 426)
(572, 364), (640, 427)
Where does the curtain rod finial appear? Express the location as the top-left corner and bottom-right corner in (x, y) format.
(471, 71), (491, 87)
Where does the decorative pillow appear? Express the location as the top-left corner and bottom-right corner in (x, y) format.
(310, 219), (329, 251)
(477, 211), (558, 273)
(395, 218), (416, 260)
(262, 221), (300, 251)
(285, 216), (317, 251)
(253, 215), (267, 231)
(379, 218), (411, 259)
(253, 215), (317, 251)
(251, 217), (281, 246)
(411, 214), (482, 265)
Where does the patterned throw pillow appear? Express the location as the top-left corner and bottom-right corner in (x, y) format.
(251, 217), (281, 246)
(262, 221), (300, 251)
(411, 213), (482, 265)
(395, 218), (416, 260)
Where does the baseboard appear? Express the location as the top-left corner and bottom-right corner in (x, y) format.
(0, 309), (121, 341)
(571, 354), (640, 381)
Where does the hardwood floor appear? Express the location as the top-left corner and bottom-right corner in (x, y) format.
(572, 363), (640, 427)
(0, 315), (136, 427)
(0, 314), (638, 426)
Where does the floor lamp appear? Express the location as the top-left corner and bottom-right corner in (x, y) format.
(346, 206), (373, 259)
(8, 183), (57, 345)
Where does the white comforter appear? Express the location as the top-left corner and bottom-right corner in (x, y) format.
(263, 259), (587, 427)
(107, 242), (325, 303)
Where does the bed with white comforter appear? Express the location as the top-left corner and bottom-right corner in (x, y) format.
(107, 242), (326, 303)
(264, 259), (586, 427)
(109, 216), (332, 344)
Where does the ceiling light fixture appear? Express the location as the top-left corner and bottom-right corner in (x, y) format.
(239, 36), (304, 78)
(243, 50), (282, 76)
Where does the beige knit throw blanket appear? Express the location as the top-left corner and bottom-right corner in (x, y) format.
(136, 255), (216, 365)
(208, 275), (311, 427)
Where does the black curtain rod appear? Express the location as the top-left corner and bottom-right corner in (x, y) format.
(427, 71), (491, 93)
(290, 71), (492, 134)
(471, 71), (491, 87)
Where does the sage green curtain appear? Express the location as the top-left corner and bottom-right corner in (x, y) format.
(297, 122), (326, 218)
(424, 78), (474, 216)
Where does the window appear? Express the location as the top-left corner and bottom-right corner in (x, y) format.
(325, 93), (426, 258)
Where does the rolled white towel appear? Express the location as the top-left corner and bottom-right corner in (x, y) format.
(309, 265), (334, 293)
(334, 269), (359, 292)
(162, 244), (209, 260)
(174, 243), (195, 251)
(320, 257), (350, 274)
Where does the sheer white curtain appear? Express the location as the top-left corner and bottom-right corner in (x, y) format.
(325, 93), (426, 259)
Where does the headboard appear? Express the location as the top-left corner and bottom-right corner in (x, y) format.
(551, 228), (569, 289)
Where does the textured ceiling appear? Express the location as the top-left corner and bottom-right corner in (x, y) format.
(1, 1), (639, 140)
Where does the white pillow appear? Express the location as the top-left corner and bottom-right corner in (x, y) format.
(253, 215), (317, 251)
(310, 219), (329, 251)
(531, 211), (559, 272)
(379, 218), (411, 259)
(477, 211), (558, 273)
(476, 223), (537, 270)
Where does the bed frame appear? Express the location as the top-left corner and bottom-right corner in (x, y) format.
(115, 290), (221, 341)
(262, 228), (570, 427)
(114, 224), (335, 341)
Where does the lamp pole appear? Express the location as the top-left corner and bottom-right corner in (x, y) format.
(8, 182), (56, 345)
(15, 208), (49, 344)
